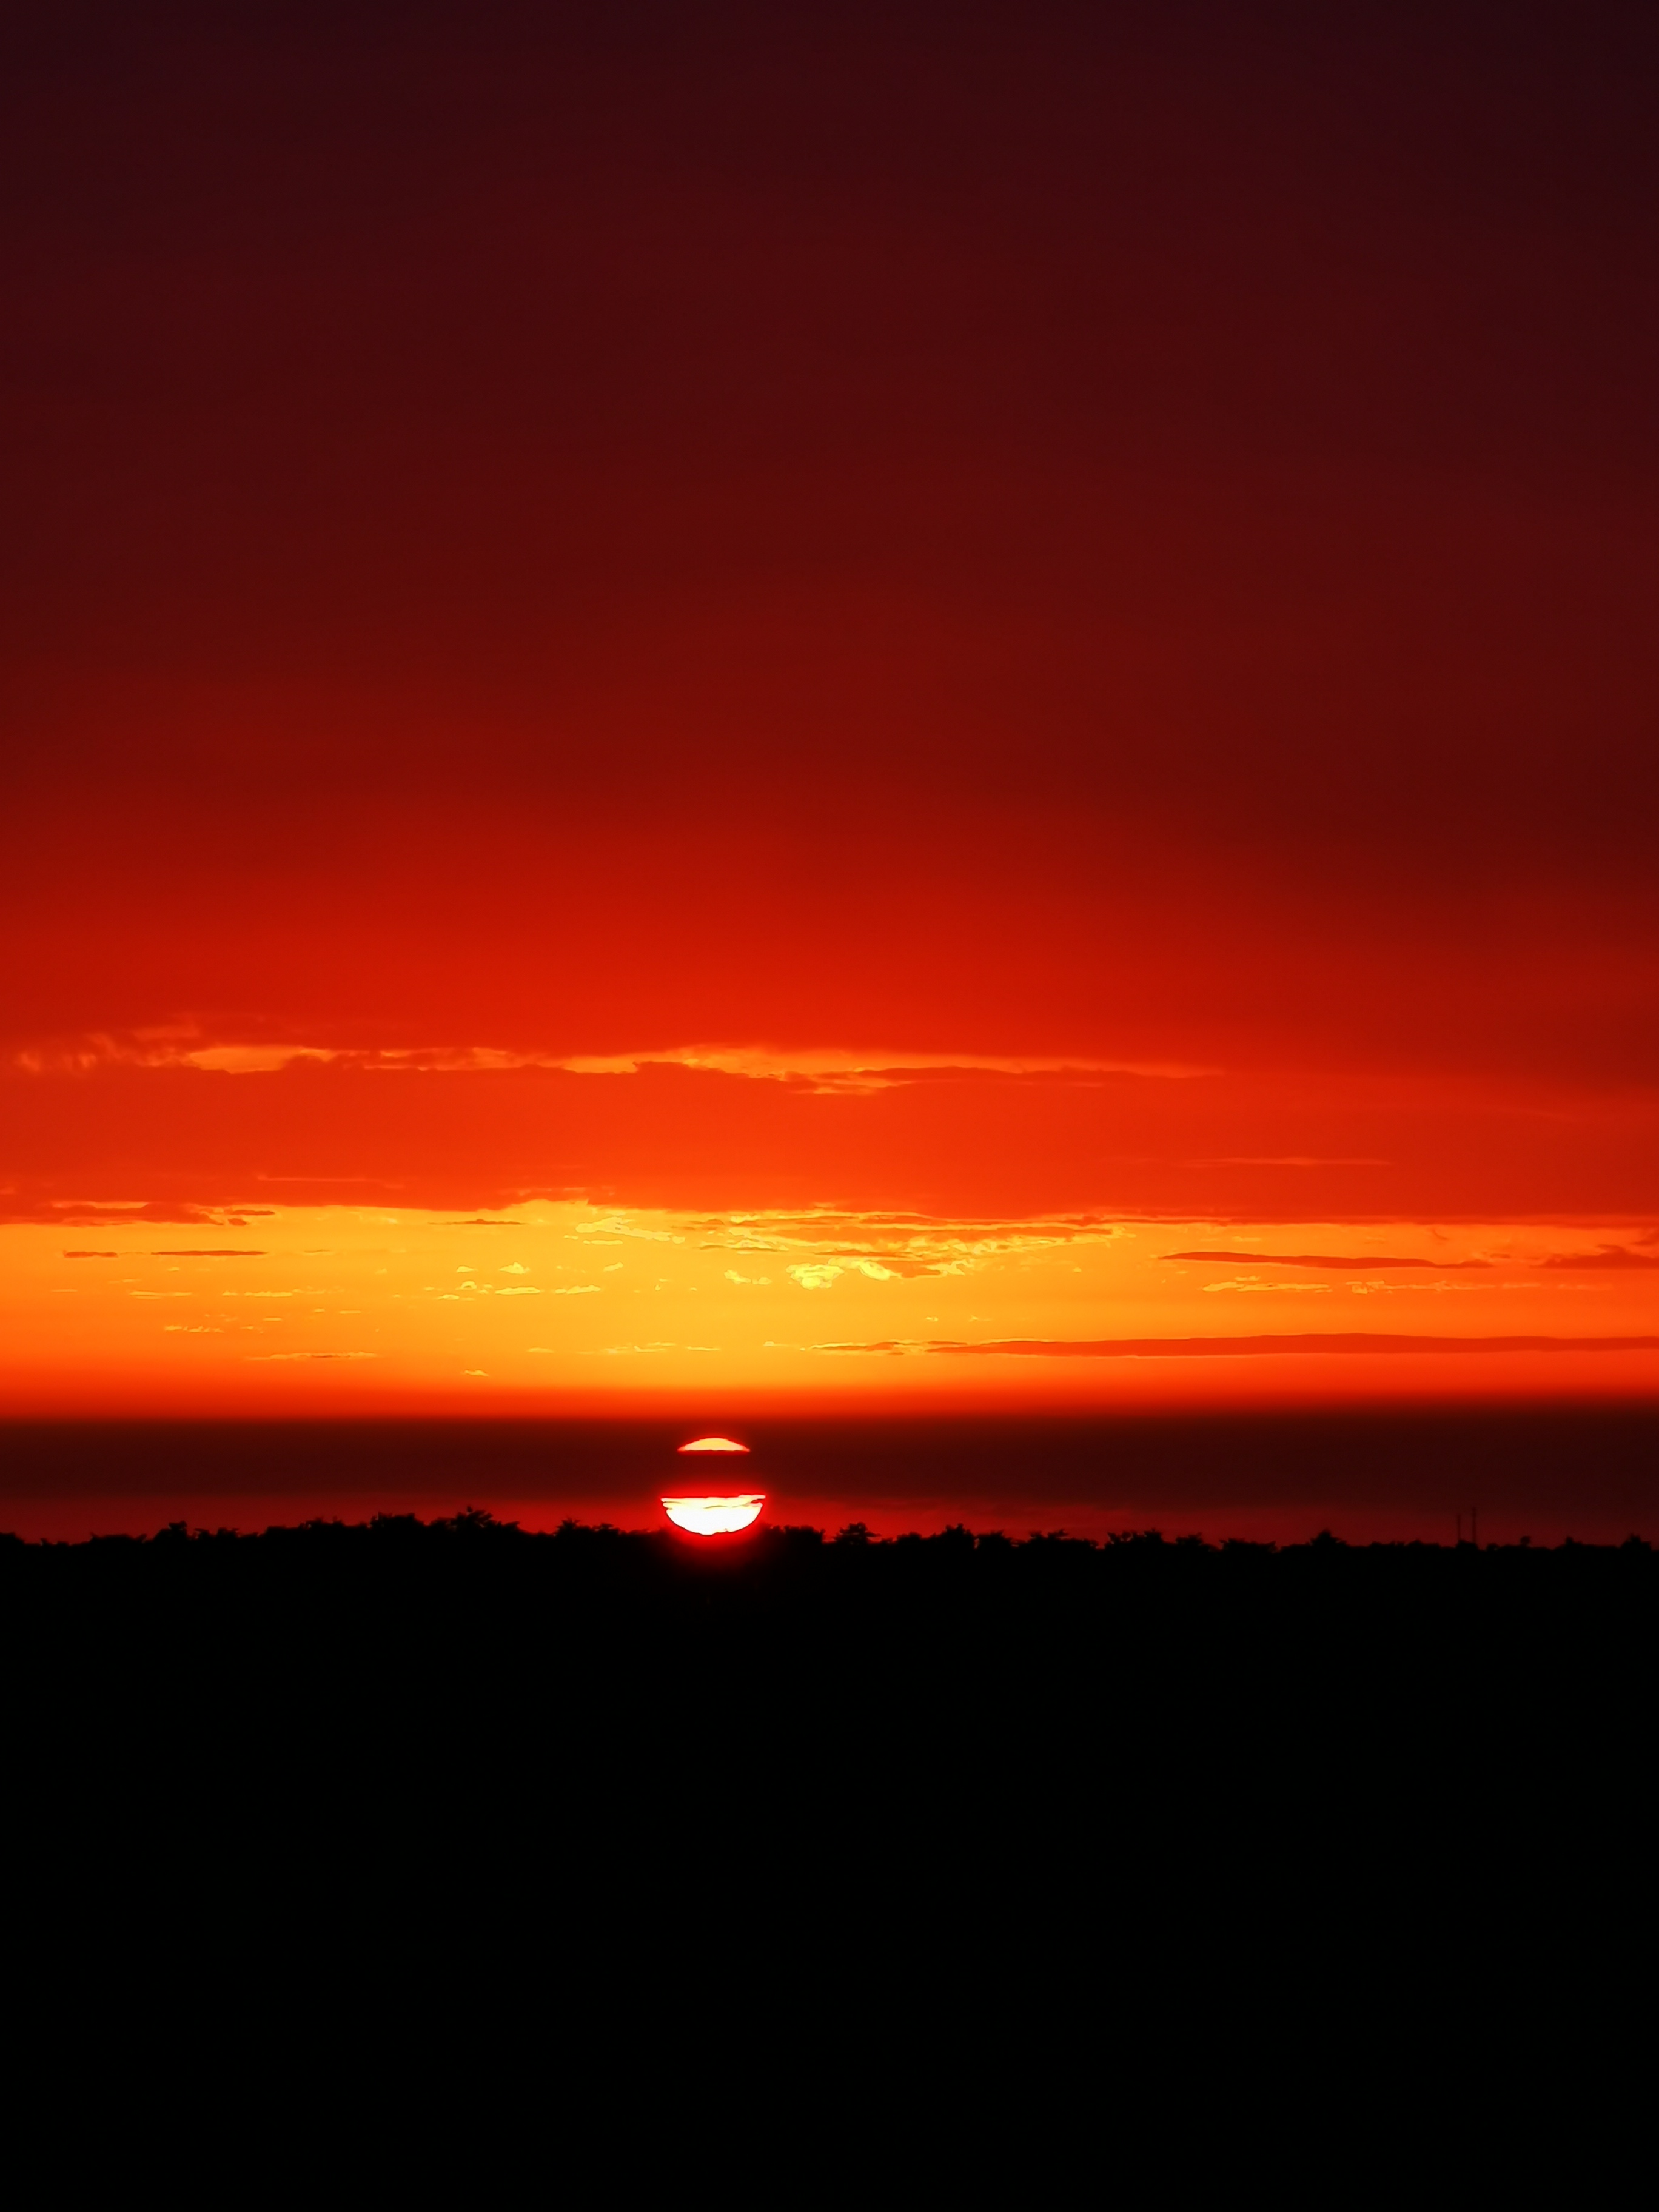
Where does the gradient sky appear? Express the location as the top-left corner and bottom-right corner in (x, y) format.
(3, 1), (1656, 1418)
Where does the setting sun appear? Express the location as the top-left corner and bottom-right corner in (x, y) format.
(662, 1495), (766, 1535)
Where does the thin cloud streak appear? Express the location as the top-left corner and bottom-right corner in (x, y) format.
(1161, 1250), (1493, 1270)
(925, 1335), (1659, 1358)
(1541, 1247), (1659, 1270)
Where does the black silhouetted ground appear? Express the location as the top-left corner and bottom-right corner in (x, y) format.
(7, 1510), (1650, 2101)
(7, 1512), (1654, 1861)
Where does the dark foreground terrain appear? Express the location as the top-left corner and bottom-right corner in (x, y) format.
(7, 1512), (1655, 1865)
(6, 1512), (1651, 2103)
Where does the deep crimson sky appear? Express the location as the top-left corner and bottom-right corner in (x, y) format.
(2, 1), (1656, 1222)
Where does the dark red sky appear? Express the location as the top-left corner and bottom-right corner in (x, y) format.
(2, 1), (1656, 1225)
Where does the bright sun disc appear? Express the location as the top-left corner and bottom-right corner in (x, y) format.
(677, 1436), (749, 1454)
(662, 1494), (765, 1535)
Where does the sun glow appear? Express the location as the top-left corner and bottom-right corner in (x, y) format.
(2, 1202), (1657, 1419)
(662, 1493), (765, 1535)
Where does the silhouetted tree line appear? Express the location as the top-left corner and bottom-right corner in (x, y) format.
(5, 1506), (1654, 1560)
(5, 1506), (1653, 1946)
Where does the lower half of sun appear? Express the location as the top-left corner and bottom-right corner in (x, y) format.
(662, 1493), (765, 1535)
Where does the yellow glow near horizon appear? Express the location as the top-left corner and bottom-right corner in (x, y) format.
(0, 1199), (1655, 1413)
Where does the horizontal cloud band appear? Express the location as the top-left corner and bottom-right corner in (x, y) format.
(929, 1334), (1659, 1358)
(1160, 1250), (1492, 1271)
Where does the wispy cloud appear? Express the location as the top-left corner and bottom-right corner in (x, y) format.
(925, 1333), (1659, 1357)
(1202, 1278), (1333, 1293)
(1163, 1249), (1490, 1270)
(574, 1215), (682, 1244)
(692, 1207), (1128, 1281)
(246, 1350), (377, 1361)
(1541, 1246), (1659, 1270)
(22, 1031), (1218, 1090)
(808, 1339), (916, 1356)
(2, 1201), (275, 1228)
